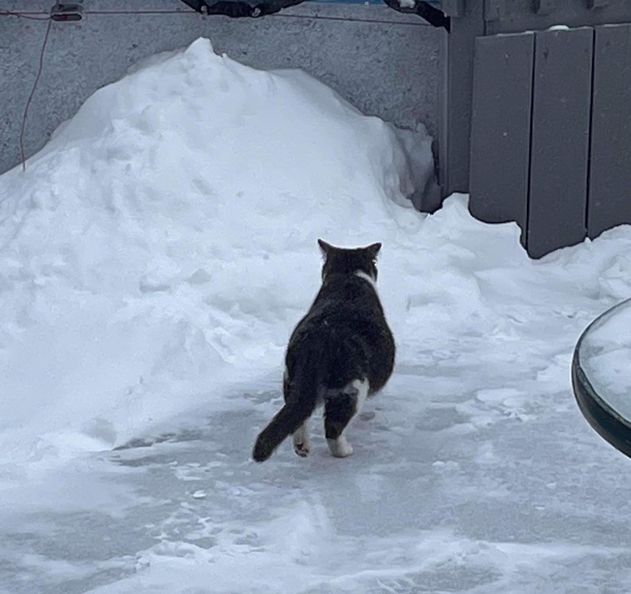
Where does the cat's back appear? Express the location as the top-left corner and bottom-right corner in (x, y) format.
(290, 275), (393, 358)
(305, 274), (385, 327)
(288, 275), (393, 393)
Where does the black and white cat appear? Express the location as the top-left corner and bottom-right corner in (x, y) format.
(252, 239), (395, 462)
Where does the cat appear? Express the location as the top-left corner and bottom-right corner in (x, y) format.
(252, 239), (395, 462)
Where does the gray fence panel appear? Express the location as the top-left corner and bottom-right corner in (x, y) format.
(469, 32), (534, 240)
(588, 24), (631, 239)
(485, 0), (631, 35)
(527, 28), (593, 259)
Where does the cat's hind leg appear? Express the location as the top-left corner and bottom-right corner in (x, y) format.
(292, 420), (310, 457)
(324, 379), (368, 458)
(284, 365), (311, 458)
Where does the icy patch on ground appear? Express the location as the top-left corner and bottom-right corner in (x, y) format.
(3, 37), (631, 594)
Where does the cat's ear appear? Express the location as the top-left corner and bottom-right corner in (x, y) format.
(318, 239), (332, 258)
(366, 242), (382, 260)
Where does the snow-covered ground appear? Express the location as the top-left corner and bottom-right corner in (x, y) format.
(2, 39), (631, 594)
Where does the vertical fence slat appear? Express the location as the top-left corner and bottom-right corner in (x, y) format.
(527, 28), (593, 259)
(588, 24), (631, 239)
(469, 32), (534, 240)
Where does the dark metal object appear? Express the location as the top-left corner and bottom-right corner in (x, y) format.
(179, 0), (304, 18)
(572, 298), (631, 459)
(50, 2), (83, 21)
(383, 0), (450, 30)
(182, 0), (451, 26)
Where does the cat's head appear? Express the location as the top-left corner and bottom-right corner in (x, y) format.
(318, 239), (382, 282)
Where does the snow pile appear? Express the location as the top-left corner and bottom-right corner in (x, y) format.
(0, 38), (433, 460)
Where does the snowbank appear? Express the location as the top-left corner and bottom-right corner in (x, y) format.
(0, 38), (433, 461)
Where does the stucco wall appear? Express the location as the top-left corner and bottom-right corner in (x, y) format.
(0, 0), (443, 175)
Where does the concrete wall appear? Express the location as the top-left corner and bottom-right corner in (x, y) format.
(0, 0), (443, 175)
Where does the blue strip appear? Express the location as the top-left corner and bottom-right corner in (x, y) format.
(307, 0), (442, 5)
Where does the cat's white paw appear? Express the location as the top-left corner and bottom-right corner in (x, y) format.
(327, 437), (354, 458)
(293, 441), (310, 457)
(293, 423), (310, 457)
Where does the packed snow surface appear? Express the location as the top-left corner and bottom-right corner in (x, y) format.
(2, 38), (631, 594)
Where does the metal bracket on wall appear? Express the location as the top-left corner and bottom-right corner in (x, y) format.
(383, 0), (450, 30)
(532, 0), (555, 15)
(586, 0), (609, 8)
(50, 2), (83, 21)
(179, 0), (305, 18)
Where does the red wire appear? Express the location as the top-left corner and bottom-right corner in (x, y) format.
(20, 17), (52, 171)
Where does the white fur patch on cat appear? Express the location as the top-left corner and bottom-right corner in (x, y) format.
(327, 378), (368, 458)
(293, 421), (310, 457)
(351, 378), (369, 413)
(327, 435), (354, 458)
(354, 270), (376, 288)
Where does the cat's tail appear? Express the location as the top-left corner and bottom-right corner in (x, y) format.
(252, 349), (322, 463)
